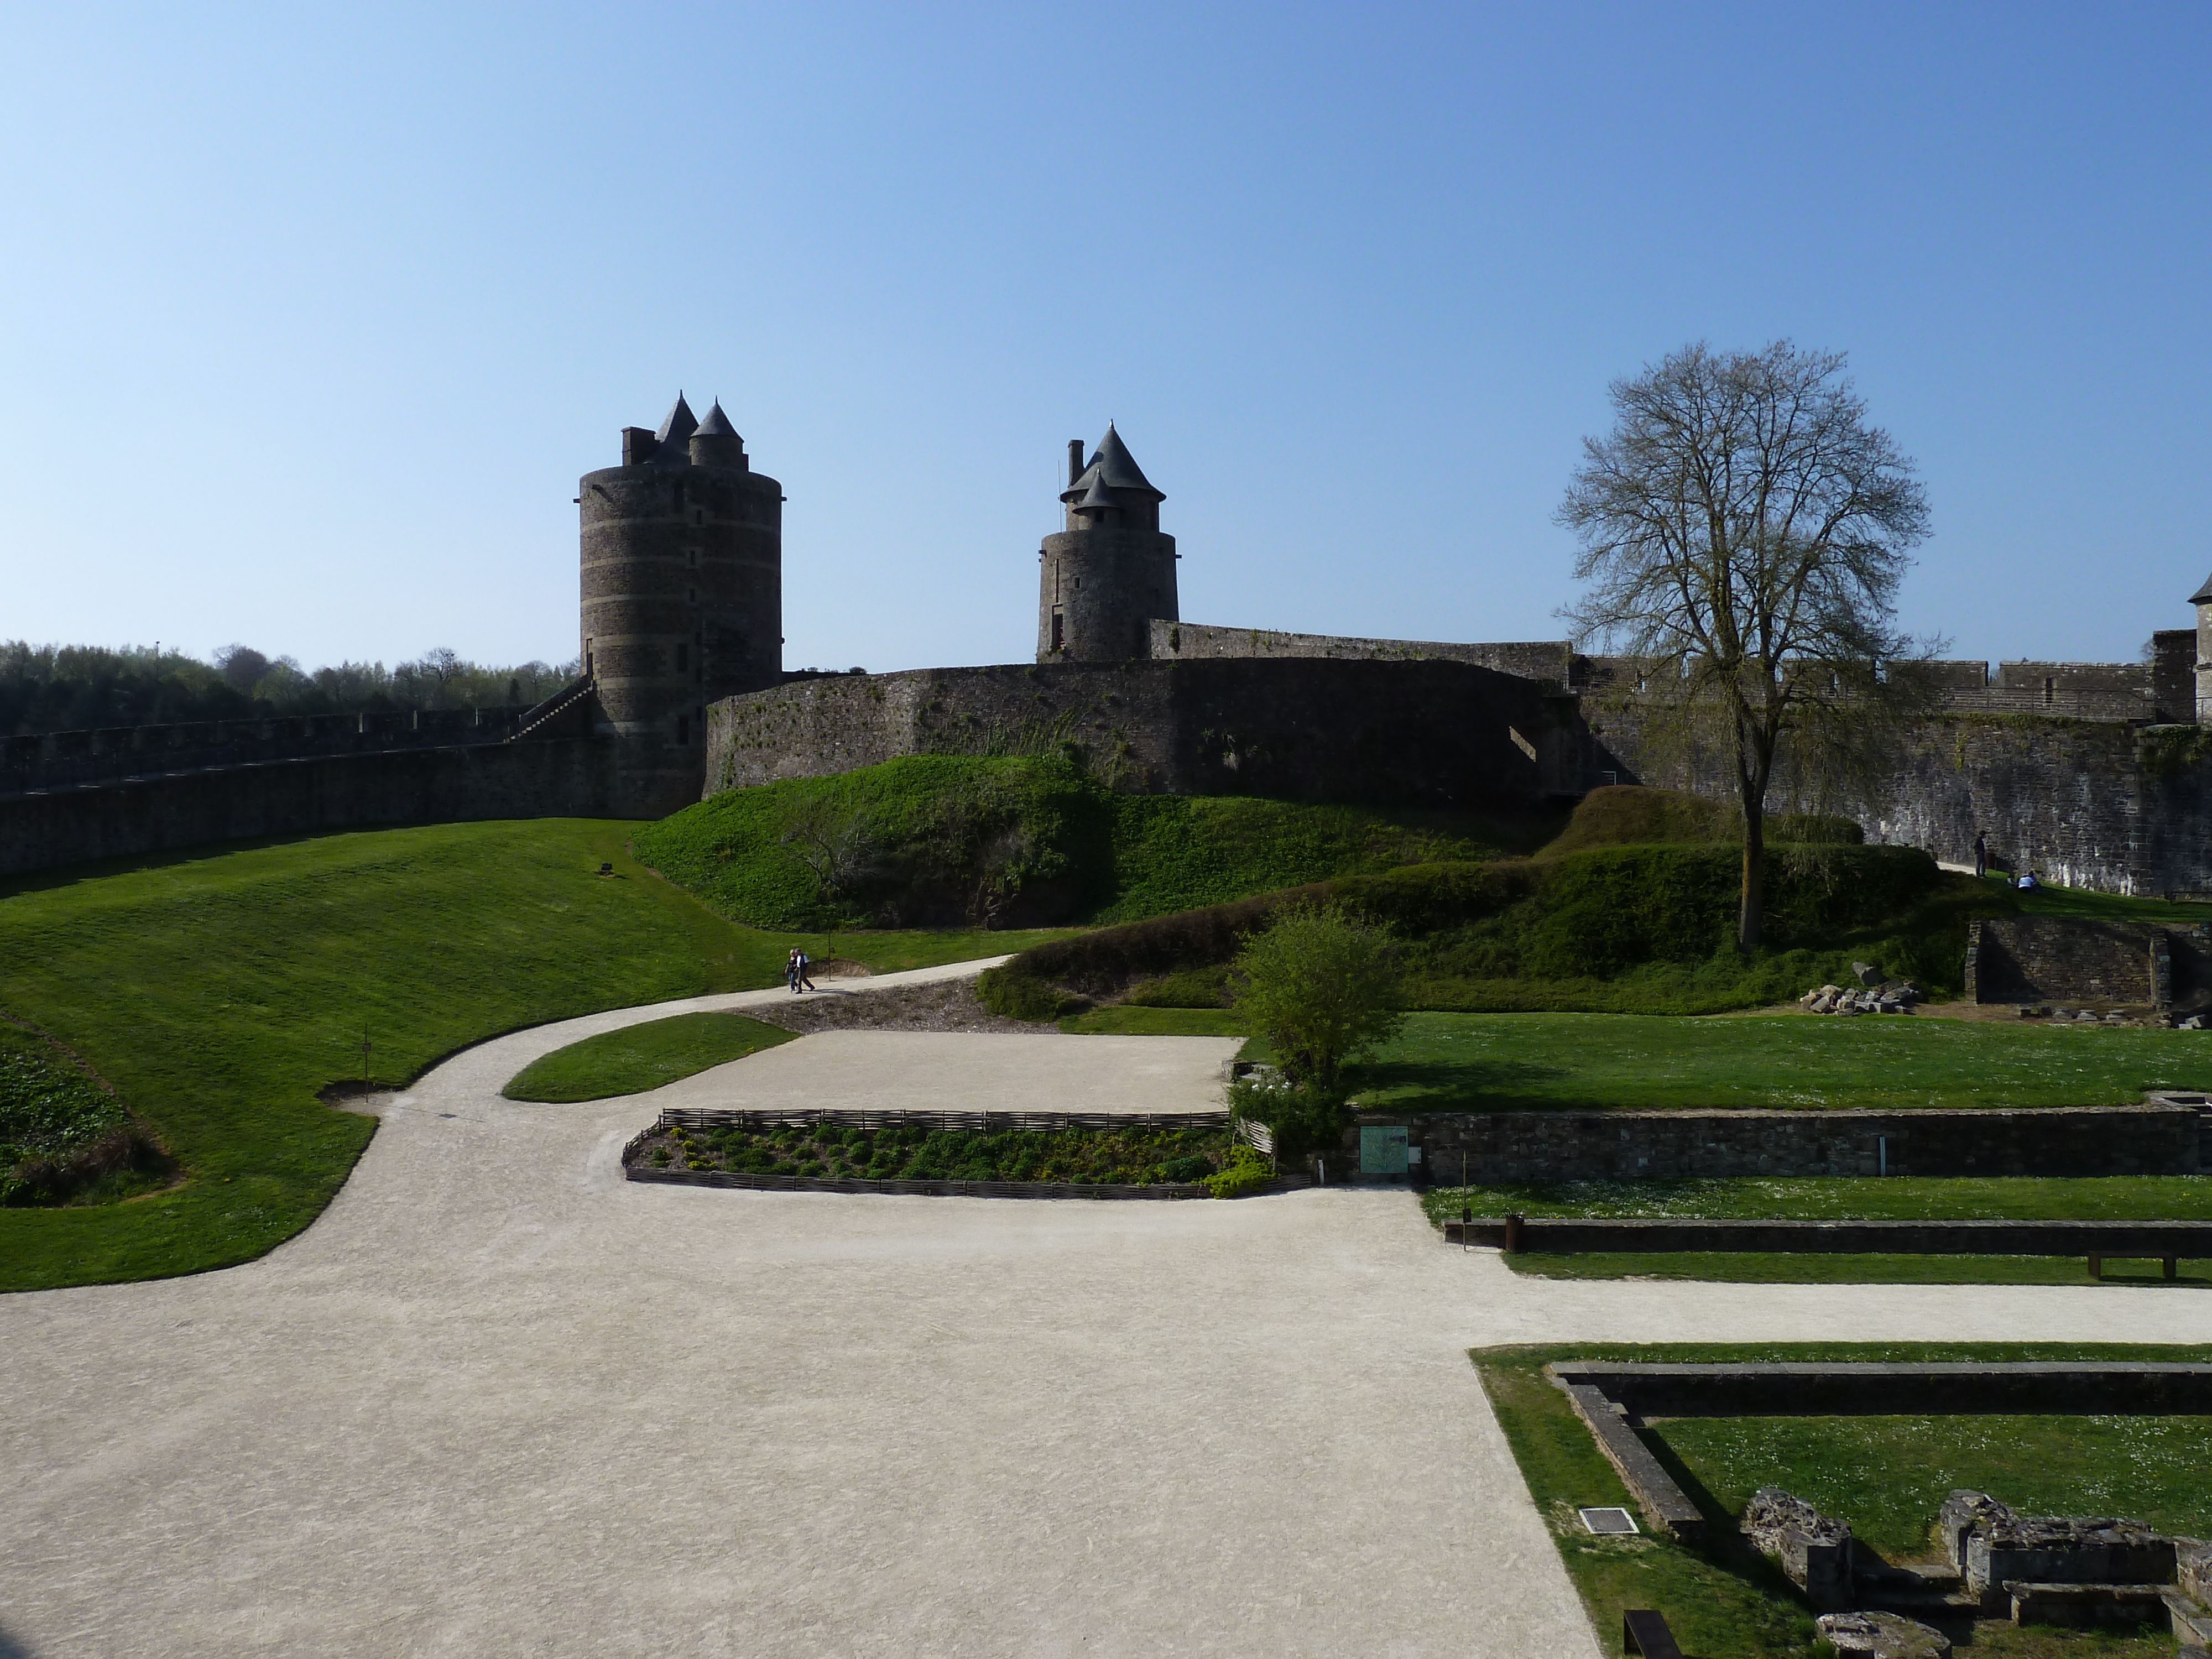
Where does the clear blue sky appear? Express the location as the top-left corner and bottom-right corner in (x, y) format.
(4, 3), (2207, 676)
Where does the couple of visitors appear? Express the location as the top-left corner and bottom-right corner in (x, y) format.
(1974, 832), (2042, 891)
(786, 948), (816, 994)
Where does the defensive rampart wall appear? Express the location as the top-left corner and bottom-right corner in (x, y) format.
(707, 658), (1615, 806)
(0, 738), (621, 878)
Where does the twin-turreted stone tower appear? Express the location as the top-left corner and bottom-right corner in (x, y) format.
(579, 394), (784, 814)
(1037, 424), (1178, 662)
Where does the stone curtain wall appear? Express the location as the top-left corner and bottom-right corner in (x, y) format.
(1376, 1104), (2205, 1182)
(1, 707), (530, 799)
(0, 738), (622, 877)
(707, 658), (1609, 805)
(1146, 620), (1582, 689)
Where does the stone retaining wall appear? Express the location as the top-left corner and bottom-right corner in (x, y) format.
(1364, 1104), (2205, 1181)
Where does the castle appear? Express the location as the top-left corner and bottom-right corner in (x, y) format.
(6, 396), (2212, 897)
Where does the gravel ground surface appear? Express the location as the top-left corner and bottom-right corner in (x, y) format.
(6, 957), (2209, 1659)
(754, 973), (1046, 1034)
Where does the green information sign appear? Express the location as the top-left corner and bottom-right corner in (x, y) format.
(1360, 1125), (1409, 1176)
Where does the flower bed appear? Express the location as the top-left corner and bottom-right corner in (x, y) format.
(623, 1110), (1290, 1198)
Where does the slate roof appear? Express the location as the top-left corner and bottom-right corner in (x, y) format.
(1060, 422), (1163, 502)
(643, 394), (699, 466)
(695, 400), (738, 439)
(2190, 571), (2212, 606)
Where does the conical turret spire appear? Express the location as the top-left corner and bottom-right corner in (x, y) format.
(654, 393), (698, 447)
(695, 400), (738, 439)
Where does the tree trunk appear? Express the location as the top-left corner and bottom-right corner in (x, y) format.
(1738, 806), (1764, 952)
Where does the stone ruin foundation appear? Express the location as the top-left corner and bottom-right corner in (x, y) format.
(1739, 1488), (2212, 1658)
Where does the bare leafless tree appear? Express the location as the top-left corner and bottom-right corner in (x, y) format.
(1558, 341), (1935, 950)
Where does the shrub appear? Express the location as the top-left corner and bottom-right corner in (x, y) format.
(1203, 1142), (1276, 1199)
(1229, 903), (1405, 1094)
(974, 966), (1086, 1022)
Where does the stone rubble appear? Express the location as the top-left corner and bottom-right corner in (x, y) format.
(1741, 1486), (1855, 1610)
(1798, 980), (1923, 1016)
(1814, 1610), (1952, 1657)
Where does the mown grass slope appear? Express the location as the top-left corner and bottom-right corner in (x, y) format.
(634, 753), (1553, 931)
(0, 821), (1049, 1291)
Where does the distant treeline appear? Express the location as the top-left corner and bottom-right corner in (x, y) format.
(0, 642), (580, 736)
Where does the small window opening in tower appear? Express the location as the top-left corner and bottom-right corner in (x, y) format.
(677, 716), (690, 746)
(688, 588), (697, 604)
(694, 509), (703, 526)
(2044, 676), (2057, 705)
(676, 644), (688, 672)
(1050, 609), (1065, 652)
(687, 549), (698, 568)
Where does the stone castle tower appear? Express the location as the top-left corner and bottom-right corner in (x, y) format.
(580, 394), (783, 813)
(1036, 424), (1178, 661)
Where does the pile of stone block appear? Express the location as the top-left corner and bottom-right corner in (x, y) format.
(1798, 978), (1923, 1015)
(1740, 1486), (2212, 1656)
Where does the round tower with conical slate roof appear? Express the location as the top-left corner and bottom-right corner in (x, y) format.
(1037, 424), (1177, 662)
(580, 394), (783, 813)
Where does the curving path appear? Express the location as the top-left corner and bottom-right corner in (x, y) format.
(4, 961), (2210, 1658)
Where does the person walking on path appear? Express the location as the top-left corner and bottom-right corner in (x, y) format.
(786, 949), (802, 995)
(796, 948), (816, 993)
(1974, 831), (1988, 879)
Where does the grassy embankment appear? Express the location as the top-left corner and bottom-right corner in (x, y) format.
(634, 752), (1552, 931)
(502, 1011), (797, 1103)
(1478, 1340), (2212, 1659)
(0, 820), (1071, 1292)
(982, 784), (1995, 1020)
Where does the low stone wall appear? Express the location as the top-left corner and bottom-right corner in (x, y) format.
(1365, 1104), (2205, 1181)
(0, 738), (622, 878)
(1144, 620), (1583, 688)
(707, 657), (1613, 804)
(1442, 1218), (2212, 1256)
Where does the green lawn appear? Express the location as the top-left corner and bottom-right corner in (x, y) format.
(0, 821), (1030, 1292)
(1350, 1010), (2212, 1112)
(1475, 1342), (2212, 1659)
(1420, 1175), (2212, 1222)
(1653, 1410), (2212, 1559)
(1421, 1175), (2212, 1286)
(502, 1011), (796, 1102)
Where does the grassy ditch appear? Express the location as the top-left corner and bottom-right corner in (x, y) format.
(635, 1118), (1243, 1187)
(1475, 1340), (2212, 1659)
(635, 752), (1550, 931)
(503, 1011), (797, 1103)
(0, 820), (1053, 1292)
(1350, 1010), (2212, 1112)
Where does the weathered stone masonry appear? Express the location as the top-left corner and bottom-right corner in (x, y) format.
(707, 657), (1609, 805)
